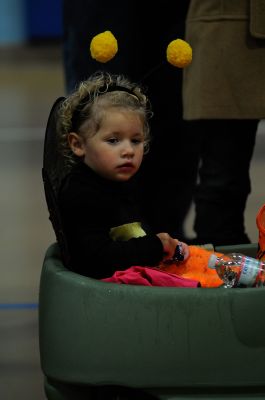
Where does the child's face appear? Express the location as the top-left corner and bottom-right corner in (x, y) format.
(76, 109), (145, 182)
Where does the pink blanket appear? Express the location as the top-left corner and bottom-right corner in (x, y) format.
(102, 266), (200, 288)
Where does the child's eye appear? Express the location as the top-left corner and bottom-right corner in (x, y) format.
(106, 137), (119, 144)
(132, 138), (144, 144)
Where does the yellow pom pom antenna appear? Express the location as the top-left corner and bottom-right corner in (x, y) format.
(90, 31), (118, 63)
(166, 38), (192, 68)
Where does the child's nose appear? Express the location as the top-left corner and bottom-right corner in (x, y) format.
(122, 141), (134, 156)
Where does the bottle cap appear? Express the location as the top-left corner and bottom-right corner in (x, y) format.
(208, 254), (218, 269)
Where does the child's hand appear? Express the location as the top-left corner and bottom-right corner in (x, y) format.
(157, 233), (190, 263)
(157, 233), (178, 259)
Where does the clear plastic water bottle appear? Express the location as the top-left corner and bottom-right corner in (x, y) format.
(208, 253), (265, 288)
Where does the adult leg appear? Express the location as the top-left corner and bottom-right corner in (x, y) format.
(136, 2), (195, 238)
(192, 120), (258, 246)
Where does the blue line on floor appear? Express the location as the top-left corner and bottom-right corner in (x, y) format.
(0, 303), (38, 310)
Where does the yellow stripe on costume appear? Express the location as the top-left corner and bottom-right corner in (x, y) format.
(110, 222), (146, 241)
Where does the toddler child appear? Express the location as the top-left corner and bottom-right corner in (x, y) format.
(57, 72), (189, 279)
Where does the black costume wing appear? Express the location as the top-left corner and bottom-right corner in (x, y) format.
(42, 96), (71, 267)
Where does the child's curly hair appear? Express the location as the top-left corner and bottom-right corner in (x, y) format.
(57, 71), (152, 165)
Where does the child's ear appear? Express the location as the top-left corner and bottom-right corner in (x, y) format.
(68, 132), (85, 157)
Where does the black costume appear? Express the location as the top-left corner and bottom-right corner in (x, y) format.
(58, 162), (163, 278)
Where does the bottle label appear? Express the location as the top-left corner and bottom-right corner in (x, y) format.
(237, 256), (261, 286)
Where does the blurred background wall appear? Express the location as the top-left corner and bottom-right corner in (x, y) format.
(0, 0), (62, 45)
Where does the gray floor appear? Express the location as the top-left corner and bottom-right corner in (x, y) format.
(0, 44), (264, 400)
